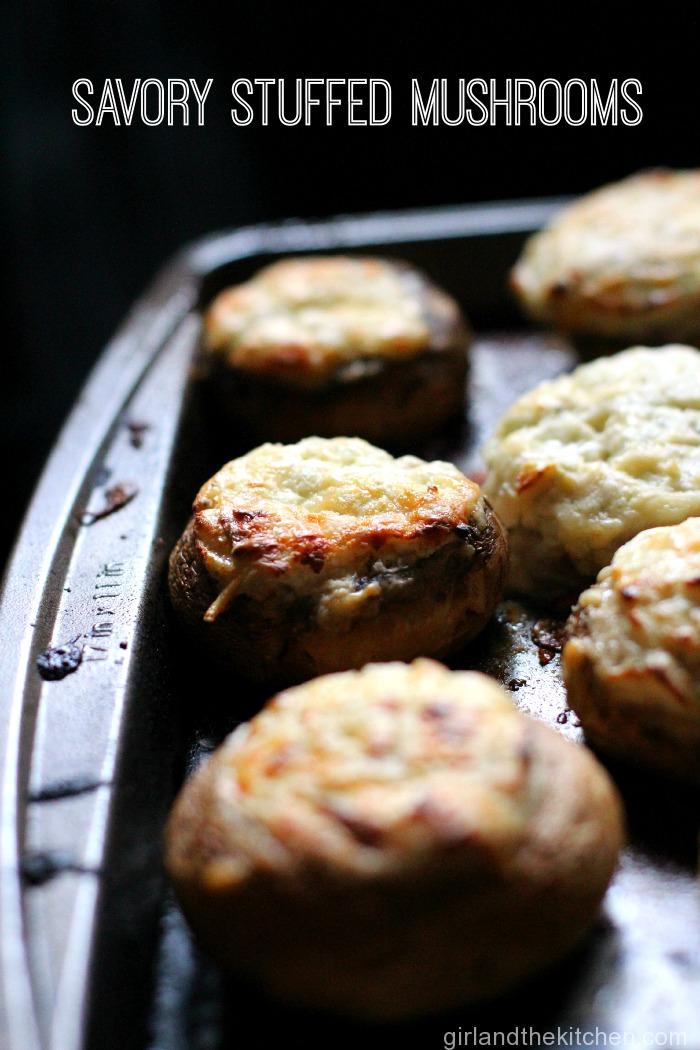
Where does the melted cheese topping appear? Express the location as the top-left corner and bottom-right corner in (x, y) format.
(513, 170), (700, 334)
(483, 346), (700, 589)
(194, 660), (528, 880)
(193, 437), (482, 620)
(570, 518), (700, 710)
(204, 257), (440, 385)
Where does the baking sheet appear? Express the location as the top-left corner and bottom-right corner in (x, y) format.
(148, 333), (700, 1050)
(1, 200), (697, 1050)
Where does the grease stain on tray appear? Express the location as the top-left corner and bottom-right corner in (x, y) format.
(531, 617), (566, 666)
(27, 775), (108, 803)
(36, 638), (83, 681)
(126, 419), (151, 448)
(80, 481), (138, 525)
(21, 850), (99, 886)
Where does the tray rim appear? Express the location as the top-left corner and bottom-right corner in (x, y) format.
(0, 195), (569, 1050)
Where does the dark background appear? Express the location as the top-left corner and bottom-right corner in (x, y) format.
(3, 5), (699, 563)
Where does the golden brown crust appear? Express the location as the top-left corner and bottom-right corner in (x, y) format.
(564, 628), (700, 785)
(169, 513), (506, 683)
(167, 518), (510, 684)
(482, 345), (700, 601)
(191, 437), (483, 567)
(168, 438), (507, 684)
(202, 256), (470, 445)
(563, 520), (700, 783)
(512, 170), (700, 343)
(165, 660), (624, 1017)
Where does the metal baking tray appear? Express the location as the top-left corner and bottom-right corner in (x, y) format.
(1, 200), (698, 1050)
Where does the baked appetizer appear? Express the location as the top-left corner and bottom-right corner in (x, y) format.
(482, 345), (700, 602)
(512, 169), (700, 346)
(564, 519), (700, 784)
(168, 437), (507, 684)
(202, 255), (470, 445)
(165, 659), (624, 1019)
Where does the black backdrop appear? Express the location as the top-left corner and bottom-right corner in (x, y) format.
(3, 4), (699, 562)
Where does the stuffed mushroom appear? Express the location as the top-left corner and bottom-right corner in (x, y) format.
(202, 255), (470, 446)
(168, 437), (507, 684)
(165, 659), (624, 1018)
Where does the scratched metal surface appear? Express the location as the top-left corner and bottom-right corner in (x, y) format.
(0, 201), (698, 1050)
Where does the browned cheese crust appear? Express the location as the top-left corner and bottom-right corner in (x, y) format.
(165, 660), (624, 1018)
(168, 438), (507, 685)
(202, 256), (470, 445)
(563, 519), (700, 783)
(512, 170), (700, 345)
